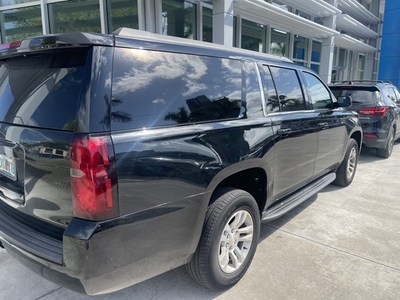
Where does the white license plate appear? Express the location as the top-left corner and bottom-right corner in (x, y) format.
(0, 153), (16, 181)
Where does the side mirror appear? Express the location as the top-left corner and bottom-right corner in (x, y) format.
(336, 96), (352, 107)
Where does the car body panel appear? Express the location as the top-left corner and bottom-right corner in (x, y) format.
(0, 30), (362, 295)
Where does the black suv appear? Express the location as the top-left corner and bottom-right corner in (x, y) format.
(330, 80), (400, 158)
(0, 29), (361, 295)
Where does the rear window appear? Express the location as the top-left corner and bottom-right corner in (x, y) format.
(330, 86), (379, 108)
(111, 48), (243, 130)
(0, 48), (90, 130)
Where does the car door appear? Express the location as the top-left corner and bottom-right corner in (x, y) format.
(302, 71), (350, 176)
(259, 64), (318, 200)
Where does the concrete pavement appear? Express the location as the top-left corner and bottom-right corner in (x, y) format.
(1, 145), (400, 300)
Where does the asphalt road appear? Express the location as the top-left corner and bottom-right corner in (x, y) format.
(1, 144), (400, 300)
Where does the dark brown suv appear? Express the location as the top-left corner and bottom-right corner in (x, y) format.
(0, 29), (362, 295)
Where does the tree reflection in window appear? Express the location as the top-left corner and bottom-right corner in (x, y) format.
(111, 49), (243, 130)
(164, 95), (241, 124)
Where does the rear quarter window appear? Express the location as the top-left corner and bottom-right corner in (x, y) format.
(0, 49), (90, 130)
(111, 48), (243, 130)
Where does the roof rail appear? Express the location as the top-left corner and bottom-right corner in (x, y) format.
(331, 80), (392, 85)
(112, 27), (293, 63)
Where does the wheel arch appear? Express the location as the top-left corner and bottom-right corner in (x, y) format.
(205, 161), (271, 216)
(350, 130), (362, 153)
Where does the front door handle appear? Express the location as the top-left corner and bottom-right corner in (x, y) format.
(318, 122), (329, 129)
(277, 128), (291, 136)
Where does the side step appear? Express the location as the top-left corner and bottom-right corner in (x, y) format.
(261, 173), (336, 222)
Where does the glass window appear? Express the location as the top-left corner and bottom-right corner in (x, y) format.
(386, 88), (397, 103)
(293, 35), (308, 61)
(111, 48), (243, 130)
(303, 72), (331, 109)
(311, 41), (321, 63)
(0, 6), (42, 43)
(272, 1), (287, 10)
(270, 28), (288, 57)
(0, 48), (90, 130)
(48, 0), (101, 33)
(338, 49), (347, 67)
(260, 65), (279, 113)
(357, 54), (365, 80)
(233, 16), (237, 47)
(243, 61), (262, 116)
(108, 0), (139, 32)
(241, 19), (264, 53)
(0, 0), (36, 5)
(202, 6), (212, 42)
(310, 64), (320, 73)
(296, 10), (311, 20)
(162, 0), (196, 39)
(310, 41), (321, 74)
(270, 67), (305, 111)
(393, 88), (400, 105)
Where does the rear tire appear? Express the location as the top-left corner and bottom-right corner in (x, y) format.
(186, 187), (260, 290)
(333, 138), (358, 187)
(377, 127), (394, 158)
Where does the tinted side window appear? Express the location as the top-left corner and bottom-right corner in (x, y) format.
(111, 48), (242, 130)
(243, 61), (263, 117)
(0, 49), (89, 130)
(270, 66), (305, 111)
(260, 65), (280, 113)
(303, 72), (332, 109)
(385, 87), (397, 104)
(393, 87), (400, 105)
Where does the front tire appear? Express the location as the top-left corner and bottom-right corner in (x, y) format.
(186, 188), (260, 290)
(333, 138), (359, 187)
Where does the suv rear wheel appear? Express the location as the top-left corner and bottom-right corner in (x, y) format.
(377, 127), (395, 158)
(186, 188), (260, 289)
(333, 138), (358, 187)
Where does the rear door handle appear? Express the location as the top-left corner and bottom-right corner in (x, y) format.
(277, 128), (291, 136)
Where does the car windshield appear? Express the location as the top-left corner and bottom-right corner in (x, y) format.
(330, 86), (380, 109)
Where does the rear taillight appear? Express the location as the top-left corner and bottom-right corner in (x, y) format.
(359, 107), (389, 117)
(70, 134), (118, 220)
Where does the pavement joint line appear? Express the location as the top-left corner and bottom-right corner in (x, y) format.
(265, 224), (400, 273)
(35, 287), (62, 300)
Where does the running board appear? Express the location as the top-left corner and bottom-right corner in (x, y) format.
(261, 173), (336, 222)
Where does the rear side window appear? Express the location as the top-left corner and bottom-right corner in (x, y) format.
(393, 88), (400, 105)
(269, 66), (305, 111)
(111, 48), (242, 130)
(0, 49), (89, 130)
(330, 86), (379, 108)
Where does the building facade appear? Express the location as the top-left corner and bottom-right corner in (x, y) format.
(0, 0), (384, 84)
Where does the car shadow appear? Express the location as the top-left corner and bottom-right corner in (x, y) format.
(357, 142), (400, 165)
(259, 194), (318, 241)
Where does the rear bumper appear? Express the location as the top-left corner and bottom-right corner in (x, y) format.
(0, 196), (206, 295)
(362, 136), (388, 149)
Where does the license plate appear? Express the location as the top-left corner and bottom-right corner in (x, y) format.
(0, 153), (16, 181)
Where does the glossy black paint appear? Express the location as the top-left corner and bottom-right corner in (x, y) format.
(0, 30), (362, 295)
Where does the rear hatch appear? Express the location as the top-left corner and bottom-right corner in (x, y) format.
(330, 86), (383, 129)
(0, 35), (103, 264)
